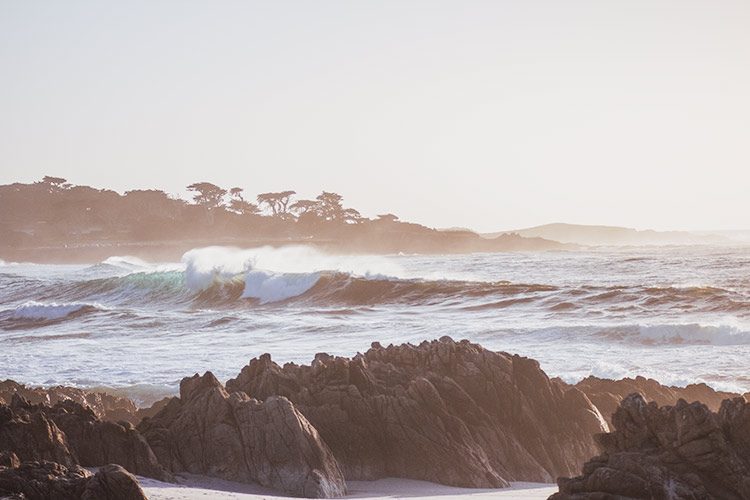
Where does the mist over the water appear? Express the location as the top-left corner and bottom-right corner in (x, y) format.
(1, 245), (748, 406)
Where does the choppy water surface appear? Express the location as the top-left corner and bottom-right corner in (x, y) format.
(1, 245), (749, 405)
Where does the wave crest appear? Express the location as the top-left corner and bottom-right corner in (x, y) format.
(8, 301), (103, 321)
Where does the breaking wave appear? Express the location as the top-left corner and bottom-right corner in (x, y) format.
(2, 251), (749, 314)
(2, 246), (748, 317)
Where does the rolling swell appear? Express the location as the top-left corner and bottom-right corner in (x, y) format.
(166, 271), (560, 307)
(571, 284), (750, 314)
(300, 274), (557, 306)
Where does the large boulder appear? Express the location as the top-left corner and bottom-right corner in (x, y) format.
(225, 337), (608, 487)
(0, 455), (147, 500)
(550, 393), (750, 499)
(574, 375), (744, 426)
(82, 464), (149, 500)
(0, 395), (171, 482)
(138, 371), (346, 498)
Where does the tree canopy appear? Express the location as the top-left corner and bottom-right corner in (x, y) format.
(187, 182), (226, 209)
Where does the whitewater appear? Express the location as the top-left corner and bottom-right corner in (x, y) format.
(1, 245), (749, 406)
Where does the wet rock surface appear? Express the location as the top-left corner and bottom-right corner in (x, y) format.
(225, 337), (607, 487)
(138, 371), (347, 498)
(550, 393), (750, 499)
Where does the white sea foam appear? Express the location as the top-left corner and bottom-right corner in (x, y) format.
(182, 245), (403, 291)
(102, 255), (151, 270)
(182, 247), (249, 291)
(241, 270), (320, 304)
(181, 246), (403, 296)
(93, 255), (182, 277)
(635, 323), (749, 345)
(9, 301), (101, 321)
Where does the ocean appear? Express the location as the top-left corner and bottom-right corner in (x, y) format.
(1, 245), (748, 406)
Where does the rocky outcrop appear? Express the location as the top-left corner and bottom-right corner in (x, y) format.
(0, 454), (147, 500)
(551, 394), (750, 499)
(0, 380), (141, 425)
(0, 395), (171, 482)
(224, 337), (608, 487)
(45, 398), (172, 481)
(138, 371), (347, 498)
(0, 395), (76, 467)
(573, 375), (745, 426)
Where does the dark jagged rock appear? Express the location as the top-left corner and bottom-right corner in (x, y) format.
(138, 371), (347, 498)
(47, 398), (172, 482)
(0, 395), (76, 467)
(224, 337), (608, 487)
(573, 375), (745, 426)
(0, 380), (141, 425)
(0, 457), (146, 500)
(0, 395), (171, 482)
(0, 452), (20, 468)
(550, 393), (750, 499)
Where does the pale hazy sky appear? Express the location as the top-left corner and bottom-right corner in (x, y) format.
(1, 1), (748, 232)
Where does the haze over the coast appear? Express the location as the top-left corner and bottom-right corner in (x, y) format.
(2, 2), (750, 500)
(1, 1), (749, 232)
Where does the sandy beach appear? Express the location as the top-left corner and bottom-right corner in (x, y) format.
(139, 474), (557, 500)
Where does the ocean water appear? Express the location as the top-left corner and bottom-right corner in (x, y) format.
(1, 245), (749, 406)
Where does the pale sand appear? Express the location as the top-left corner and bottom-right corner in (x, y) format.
(139, 474), (557, 499)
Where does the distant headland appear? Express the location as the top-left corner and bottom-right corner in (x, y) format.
(0, 177), (564, 263)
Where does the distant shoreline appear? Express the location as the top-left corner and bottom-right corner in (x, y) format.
(0, 236), (570, 264)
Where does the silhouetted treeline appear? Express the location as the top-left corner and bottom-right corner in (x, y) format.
(0, 177), (564, 260)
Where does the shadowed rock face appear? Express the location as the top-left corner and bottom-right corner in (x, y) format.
(573, 375), (745, 427)
(550, 394), (750, 499)
(0, 454), (147, 500)
(225, 337), (608, 487)
(138, 371), (347, 498)
(0, 395), (171, 482)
